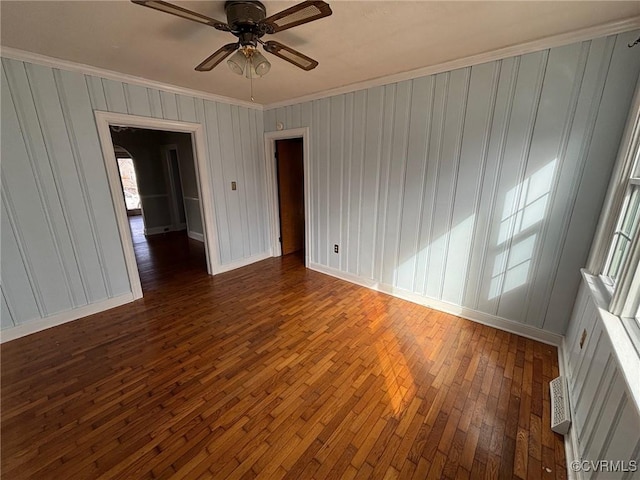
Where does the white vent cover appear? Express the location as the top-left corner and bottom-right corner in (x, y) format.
(550, 376), (571, 435)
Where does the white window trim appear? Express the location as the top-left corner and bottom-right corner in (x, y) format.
(585, 76), (640, 356)
(587, 76), (640, 276)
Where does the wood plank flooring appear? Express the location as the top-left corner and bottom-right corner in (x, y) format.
(1, 222), (566, 479)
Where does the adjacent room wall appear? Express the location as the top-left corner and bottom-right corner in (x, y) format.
(162, 131), (204, 241)
(264, 30), (640, 335)
(111, 128), (175, 233)
(0, 57), (269, 332)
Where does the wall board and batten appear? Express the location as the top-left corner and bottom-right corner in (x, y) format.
(1, 27), (639, 346)
(0, 57), (270, 340)
(265, 30), (640, 338)
(564, 273), (640, 479)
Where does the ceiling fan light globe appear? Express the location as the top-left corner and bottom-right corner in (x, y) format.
(227, 50), (247, 75)
(252, 51), (271, 76)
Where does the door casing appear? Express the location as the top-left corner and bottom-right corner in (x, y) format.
(264, 127), (311, 265)
(95, 111), (220, 299)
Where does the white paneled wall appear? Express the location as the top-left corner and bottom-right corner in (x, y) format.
(265, 30), (640, 335)
(565, 277), (640, 478)
(1, 57), (268, 331)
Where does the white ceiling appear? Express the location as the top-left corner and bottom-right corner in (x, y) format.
(1, 1), (639, 105)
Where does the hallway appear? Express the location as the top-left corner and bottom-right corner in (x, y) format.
(128, 215), (207, 292)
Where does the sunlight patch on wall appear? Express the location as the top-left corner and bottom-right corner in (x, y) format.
(489, 159), (557, 300)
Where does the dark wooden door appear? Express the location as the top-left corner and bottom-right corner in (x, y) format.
(276, 138), (304, 255)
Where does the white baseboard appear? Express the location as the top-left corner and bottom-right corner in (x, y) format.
(214, 252), (271, 275)
(308, 262), (564, 347)
(188, 231), (204, 242)
(0, 293), (135, 343)
(144, 224), (187, 235)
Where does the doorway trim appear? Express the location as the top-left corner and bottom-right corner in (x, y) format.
(95, 111), (220, 299)
(264, 127), (311, 265)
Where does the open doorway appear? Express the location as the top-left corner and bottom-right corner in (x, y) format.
(95, 112), (218, 300)
(109, 126), (207, 291)
(265, 128), (310, 266)
(276, 138), (305, 257)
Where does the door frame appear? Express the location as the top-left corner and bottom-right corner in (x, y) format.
(95, 111), (220, 299)
(264, 127), (311, 265)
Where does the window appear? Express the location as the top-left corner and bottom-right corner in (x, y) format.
(600, 103), (640, 323)
(603, 150), (640, 285)
(117, 157), (141, 211)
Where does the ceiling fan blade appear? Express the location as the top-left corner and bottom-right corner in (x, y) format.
(131, 1), (229, 31)
(195, 43), (239, 72)
(261, 1), (332, 34)
(263, 41), (319, 71)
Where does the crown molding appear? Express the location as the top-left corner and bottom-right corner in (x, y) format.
(265, 16), (640, 110)
(0, 46), (263, 111)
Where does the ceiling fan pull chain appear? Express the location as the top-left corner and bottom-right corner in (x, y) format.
(250, 64), (255, 102)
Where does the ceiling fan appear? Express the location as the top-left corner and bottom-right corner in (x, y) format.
(131, 0), (332, 78)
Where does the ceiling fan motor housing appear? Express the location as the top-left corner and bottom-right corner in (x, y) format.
(225, 1), (267, 45)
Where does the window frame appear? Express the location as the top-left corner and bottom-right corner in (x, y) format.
(587, 77), (640, 347)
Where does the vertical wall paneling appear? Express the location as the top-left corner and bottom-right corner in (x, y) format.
(492, 51), (548, 321)
(522, 42), (590, 329)
(329, 95), (344, 270)
(316, 98), (329, 266)
(310, 101), (325, 262)
(242, 108), (259, 255)
(1, 288), (15, 329)
(1, 194), (41, 323)
(85, 75), (107, 111)
(147, 88), (163, 119)
(341, 93), (354, 272)
(442, 63), (496, 306)
(382, 80), (411, 287)
(419, 72), (448, 298)
(55, 69), (111, 302)
(543, 30), (640, 332)
(2, 60), (74, 315)
(102, 78), (128, 113)
(264, 30), (640, 334)
(373, 83), (396, 282)
(124, 83), (152, 117)
(426, 69), (470, 300)
(230, 106), (250, 256)
(360, 87), (384, 279)
(1, 56), (267, 335)
(159, 91), (179, 120)
(396, 77), (431, 292)
(463, 58), (515, 311)
(177, 94), (197, 123)
(475, 52), (544, 318)
(59, 72), (130, 297)
(565, 277), (640, 478)
(28, 63), (92, 306)
(217, 103), (244, 260)
(347, 91), (366, 276)
(406, 76), (434, 295)
(253, 109), (267, 253)
(203, 100), (230, 264)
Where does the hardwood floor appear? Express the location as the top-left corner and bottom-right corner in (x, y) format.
(1, 224), (566, 479)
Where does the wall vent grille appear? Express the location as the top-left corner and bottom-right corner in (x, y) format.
(550, 376), (571, 435)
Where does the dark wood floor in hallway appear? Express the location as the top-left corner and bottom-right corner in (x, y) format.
(1, 222), (566, 479)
